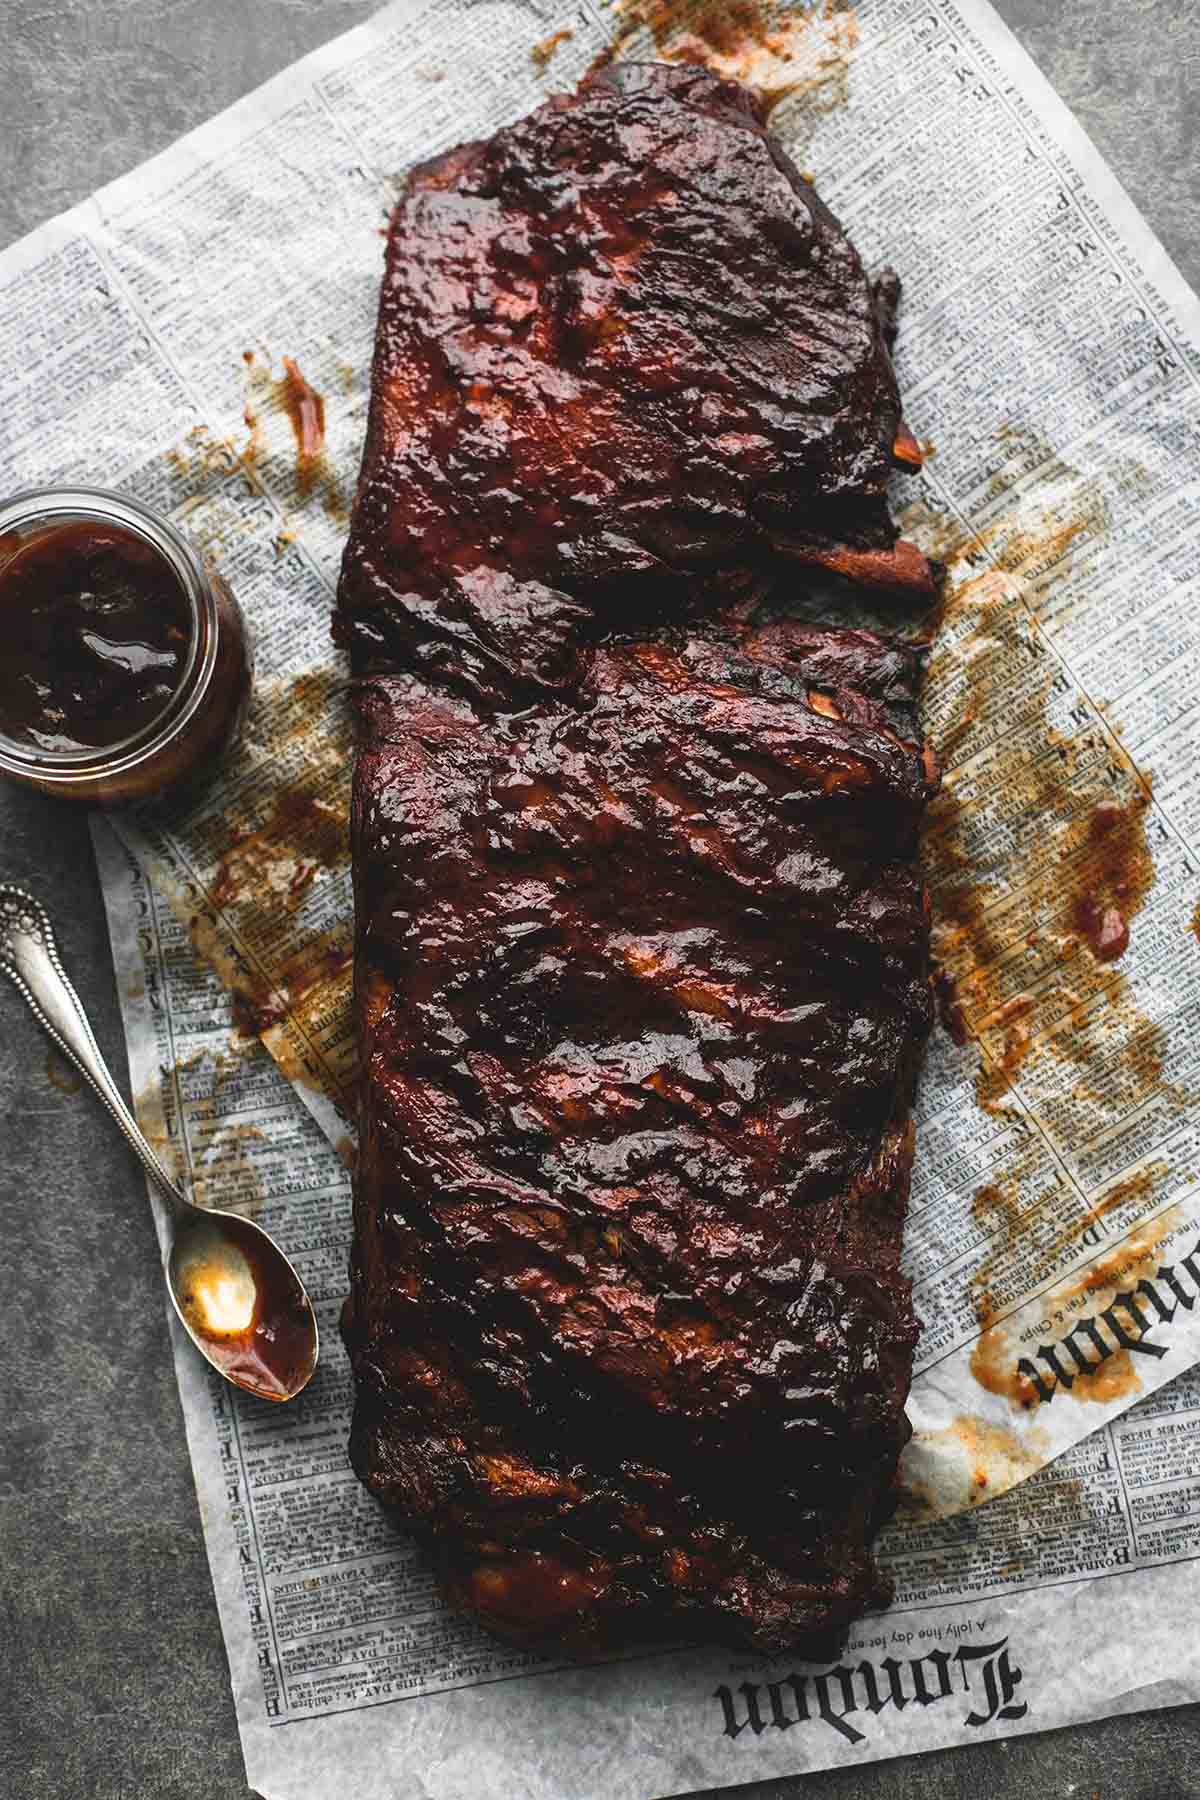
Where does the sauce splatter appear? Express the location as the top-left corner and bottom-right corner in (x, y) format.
(970, 1160), (1168, 1327)
(278, 357), (327, 496)
(531, 26), (573, 69)
(969, 1191), (1178, 1412)
(932, 964), (968, 1044)
(192, 1120), (269, 1213)
(210, 786), (346, 912)
(166, 666), (356, 1117)
(966, 1144), (1053, 1407)
(906, 433), (1187, 1470)
(973, 990), (1036, 1105)
(239, 353), (348, 519)
(1069, 792), (1155, 965)
(1028, 1210), (1188, 1405)
(158, 1044), (272, 1214)
(231, 988), (273, 1042)
(900, 1414), (1046, 1515)
(909, 440), (1167, 1137)
(1062, 1348), (1139, 1405)
(165, 424), (240, 488)
(969, 1324), (1041, 1411)
(595, 0), (858, 123)
(45, 1051), (83, 1096)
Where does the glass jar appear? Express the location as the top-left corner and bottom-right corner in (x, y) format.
(0, 487), (252, 805)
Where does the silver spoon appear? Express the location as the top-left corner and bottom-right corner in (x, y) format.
(0, 883), (319, 1402)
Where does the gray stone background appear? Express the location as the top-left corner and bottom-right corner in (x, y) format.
(0, 2), (1197, 1796)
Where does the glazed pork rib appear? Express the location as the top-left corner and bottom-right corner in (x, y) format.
(337, 62), (937, 1656)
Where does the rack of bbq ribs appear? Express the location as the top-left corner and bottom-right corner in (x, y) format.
(335, 62), (938, 1658)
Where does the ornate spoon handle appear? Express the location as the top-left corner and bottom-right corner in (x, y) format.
(0, 883), (185, 1212)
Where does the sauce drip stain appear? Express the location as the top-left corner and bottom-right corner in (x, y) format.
(969, 1180), (1175, 1410)
(278, 356), (327, 495)
(45, 1051), (83, 1096)
(530, 26), (573, 69)
(931, 965), (968, 1045)
(904, 438), (1186, 1448)
(911, 444), (1165, 1130)
(903, 1415), (1045, 1513)
(1025, 1213), (1186, 1406)
(169, 1045), (268, 1212)
(970, 1158), (1168, 1316)
(165, 424), (241, 489)
(595, 0), (858, 121)
(1069, 791), (1155, 965)
(969, 1325), (1040, 1411)
(172, 667), (356, 1111)
(210, 784), (346, 912)
(241, 353), (347, 520)
(1062, 1348), (1138, 1404)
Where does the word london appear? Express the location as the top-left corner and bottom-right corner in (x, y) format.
(1017, 1233), (1200, 1404)
(715, 1634), (1027, 1746)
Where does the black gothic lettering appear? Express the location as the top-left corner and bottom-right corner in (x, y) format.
(856, 1656), (911, 1714)
(910, 1646), (954, 1705)
(714, 1638), (1030, 1744)
(1100, 1290), (1167, 1360)
(766, 1674), (809, 1730)
(956, 1639), (1029, 1728)
(713, 1680), (766, 1739)
(813, 1667), (866, 1746)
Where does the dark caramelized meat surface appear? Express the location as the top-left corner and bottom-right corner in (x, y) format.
(338, 63), (936, 1656)
(336, 62), (933, 691)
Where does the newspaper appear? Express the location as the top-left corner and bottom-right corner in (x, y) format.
(93, 814), (1200, 1795)
(0, 0), (1197, 1788)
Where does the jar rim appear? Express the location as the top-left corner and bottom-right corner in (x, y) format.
(0, 485), (219, 787)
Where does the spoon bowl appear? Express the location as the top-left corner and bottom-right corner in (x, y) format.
(0, 883), (319, 1402)
(168, 1205), (318, 1400)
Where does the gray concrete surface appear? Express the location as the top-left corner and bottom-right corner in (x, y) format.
(0, 3), (1197, 1797)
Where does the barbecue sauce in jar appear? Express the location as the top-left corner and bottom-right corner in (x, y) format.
(0, 489), (251, 803)
(0, 522), (193, 752)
